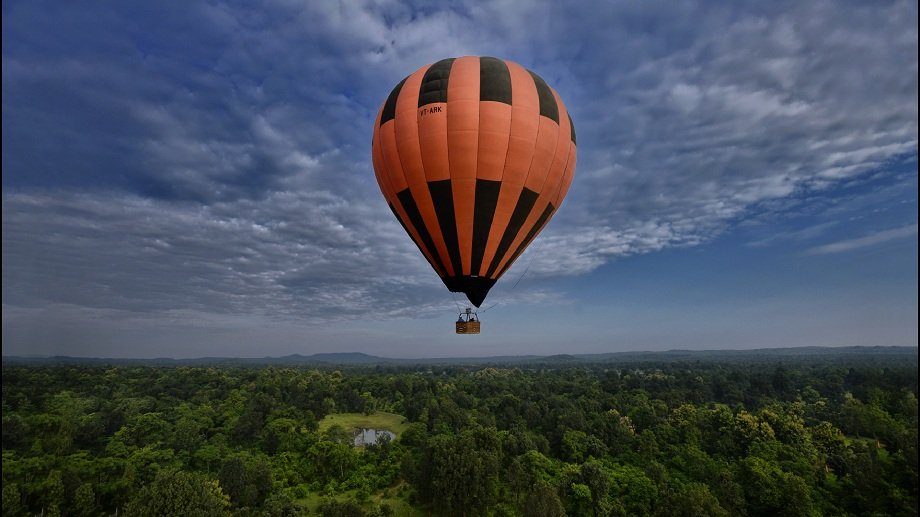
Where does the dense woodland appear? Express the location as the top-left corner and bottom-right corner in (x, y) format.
(2, 351), (918, 516)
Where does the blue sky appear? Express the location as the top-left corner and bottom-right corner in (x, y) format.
(2, 0), (917, 358)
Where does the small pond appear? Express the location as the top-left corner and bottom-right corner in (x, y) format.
(354, 428), (395, 446)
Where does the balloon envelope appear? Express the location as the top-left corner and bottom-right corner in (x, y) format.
(371, 56), (576, 306)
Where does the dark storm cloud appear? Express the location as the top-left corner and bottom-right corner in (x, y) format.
(2, 0), (917, 348)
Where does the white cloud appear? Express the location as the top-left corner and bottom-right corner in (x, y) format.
(541, 0), (916, 274)
(2, 190), (444, 321)
(747, 221), (839, 248)
(2, 0), (917, 354)
(669, 83), (702, 113)
(805, 224), (918, 255)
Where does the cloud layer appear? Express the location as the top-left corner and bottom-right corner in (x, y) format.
(3, 0), (917, 352)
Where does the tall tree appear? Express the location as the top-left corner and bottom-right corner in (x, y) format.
(123, 469), (229, 517)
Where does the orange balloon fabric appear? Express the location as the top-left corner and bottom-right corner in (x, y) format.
(371, 56), (576, 307)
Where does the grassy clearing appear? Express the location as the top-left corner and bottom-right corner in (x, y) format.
(300, 414), (420, 514)
(299, 488), (425, 516)
(318, 411), (410, 436)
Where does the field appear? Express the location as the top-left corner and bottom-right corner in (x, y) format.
(299, 483), (425, 516)
(318, 411), (411, 436)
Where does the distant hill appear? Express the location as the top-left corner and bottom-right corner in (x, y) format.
(302, 352), (393, 364)
(537, 354), (582, 363)
(2, 345), (916, 367)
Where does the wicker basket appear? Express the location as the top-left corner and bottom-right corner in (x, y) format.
(456, 321), (481, 334)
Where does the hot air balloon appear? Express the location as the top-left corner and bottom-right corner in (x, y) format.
(371, 56), (576, 329)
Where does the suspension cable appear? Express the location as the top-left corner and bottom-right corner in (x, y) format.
(448, 289), (463, 313)
(479, 302), (499, 313)
(479, 238), (543, 314)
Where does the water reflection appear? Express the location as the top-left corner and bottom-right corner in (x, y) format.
(354, 428), (395, 446)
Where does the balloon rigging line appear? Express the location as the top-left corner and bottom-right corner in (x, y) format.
(449, 290), (463, 313)
(479, 239), (544, 314)
(509, 260), (533, 291)
(509, 237), (542, 293)
(479, 302), (499, 313)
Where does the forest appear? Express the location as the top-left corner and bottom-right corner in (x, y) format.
(2, 349), (917, 516)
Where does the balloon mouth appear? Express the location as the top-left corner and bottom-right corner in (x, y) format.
(442, 276), (497, 308)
